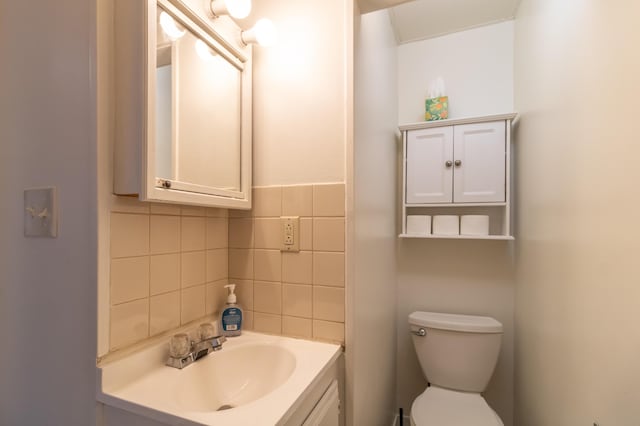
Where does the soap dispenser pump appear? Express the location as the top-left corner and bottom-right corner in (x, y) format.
(220, 284), (243, 337)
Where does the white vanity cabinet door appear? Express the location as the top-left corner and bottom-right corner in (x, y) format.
(406, 126), (454, 204)
(453, 121), (506, 203)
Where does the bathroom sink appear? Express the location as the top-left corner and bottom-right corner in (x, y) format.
(97, 331), (340, 426)
(175, 343), (296, 411)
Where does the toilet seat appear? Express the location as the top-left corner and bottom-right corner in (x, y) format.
(410, 386), (503, 426)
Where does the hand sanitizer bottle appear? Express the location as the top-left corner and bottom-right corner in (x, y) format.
(220, 284), (243, 337)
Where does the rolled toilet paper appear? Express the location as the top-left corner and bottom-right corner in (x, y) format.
(460, 215), (490, 236)
(406, 215), (431, 235)
(432, 215), (459, 235)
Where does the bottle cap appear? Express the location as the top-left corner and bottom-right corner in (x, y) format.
(224, 284), (237, 304)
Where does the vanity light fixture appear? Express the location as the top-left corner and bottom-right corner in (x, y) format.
(209, 0), (252, 19)
(241, 18), (277, 47)
(159, 11), (186, 40)
(195, 39), (217, 62)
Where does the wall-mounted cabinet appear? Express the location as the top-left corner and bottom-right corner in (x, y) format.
(399, 113), (517, 240)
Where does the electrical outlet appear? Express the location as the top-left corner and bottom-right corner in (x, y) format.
(281, 216), (300, 252)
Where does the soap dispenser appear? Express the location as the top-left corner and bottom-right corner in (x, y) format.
(220, 284), (243, 337)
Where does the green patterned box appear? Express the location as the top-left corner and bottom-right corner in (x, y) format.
(425, 96), (449, 121)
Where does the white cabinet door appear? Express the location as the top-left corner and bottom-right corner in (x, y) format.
(406, 126), (454, 204)
(453, 121), (506, 203)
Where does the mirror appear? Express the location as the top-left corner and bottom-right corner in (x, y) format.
(113, 0), (252, 209)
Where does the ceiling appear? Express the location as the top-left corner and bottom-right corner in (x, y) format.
(360, 0), (521, 44)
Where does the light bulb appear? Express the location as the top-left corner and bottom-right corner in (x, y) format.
(195, 39), (217, 62)
(159, 12), (186, 40)
(226, 0), (251, 19)
(242, 18), (277, 47)
(210, 0), (251, 19)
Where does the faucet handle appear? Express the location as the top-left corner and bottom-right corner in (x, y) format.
(197, 323), (217, 341)
(169, 333), (191, 358)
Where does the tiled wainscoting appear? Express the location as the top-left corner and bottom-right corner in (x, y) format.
(228, 184), (345, 344)
(107, 183), (345, 353)
(108, 197), (229, 351)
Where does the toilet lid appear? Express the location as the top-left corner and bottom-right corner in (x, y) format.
(411, 387), (503, 426)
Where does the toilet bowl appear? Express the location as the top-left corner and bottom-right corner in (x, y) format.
(409, 311), (503, 426)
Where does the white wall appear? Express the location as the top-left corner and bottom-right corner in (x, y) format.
(0, 1), (98, 425)
(397, 21), (514, 123)
(395, 22), (516, 425)
(348, 8), (398, 426)
(251, 0), (348, 186)
(514, 1), (640, 424)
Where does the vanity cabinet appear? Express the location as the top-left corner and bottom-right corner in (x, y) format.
(400, 113), (517, 240)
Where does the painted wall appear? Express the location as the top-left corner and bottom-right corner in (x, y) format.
(348, 8), (398, 426)
(514, 1), (640, 424)
(395, 22), (516, 425)
(0, 1), (98, 425)
(397, 21), (514, 123)
(250, 0), (348, 186)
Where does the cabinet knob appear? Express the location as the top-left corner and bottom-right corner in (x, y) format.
(445, 160), (453, 168)
(454, 160), (462, 166)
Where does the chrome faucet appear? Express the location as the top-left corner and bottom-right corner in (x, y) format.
(166, 323), (226, 369)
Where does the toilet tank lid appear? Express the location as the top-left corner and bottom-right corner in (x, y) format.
(409, 311), (503, 333)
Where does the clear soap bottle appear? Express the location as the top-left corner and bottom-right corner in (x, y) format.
(220, 284), (243, 337)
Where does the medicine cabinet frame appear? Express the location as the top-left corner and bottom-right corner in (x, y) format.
(113, 0), (253, 209)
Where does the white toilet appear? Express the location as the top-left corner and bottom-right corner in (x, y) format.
(409, 311), (504, 426)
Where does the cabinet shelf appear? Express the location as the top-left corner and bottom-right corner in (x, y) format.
(398, 233), (515, 241)
(399, 113), (517, 241)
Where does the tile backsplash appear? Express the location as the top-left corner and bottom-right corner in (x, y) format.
(107, 183), (345, 353)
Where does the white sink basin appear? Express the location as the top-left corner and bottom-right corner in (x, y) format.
(175, 343), (296, 411)
(97, 331), (340, 426)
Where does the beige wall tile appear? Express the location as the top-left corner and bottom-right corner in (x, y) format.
(111, 257), (149, 305)
(313, 218), (345, 252)
(150, 253), (180, 295)
(282, 283), (312, 318)
(181, 206), (206, 216)
(206, 249), (228, 282)
(110, 299), (149, 350)
(111, 213), (149, 258)
(150, 291), (180, 336)
(229, 249), (253, 280)
(300, 218), (313, 251)
(205, 280), (228, 315)
(181, 285), (206, 324)
(149, 215), (180, 255)
(312, 252), (345, 287)
(283, 316), (312, 339)
(312, 320), (344, 344)
(181, 217), (205, 251)
(253, 187), (282, 217)
(206, 207), (228, 218)
(253, 281), (282, 314)
(150, 203), (181, 215)
(254, 312), (282, 334)
(234, 279), (254, 311)
(282, 251), (313, 284)
(282, 185), (313, 216)
(313, 183), (345, 216)
(243, 310), (254, 330)
(254, 218), (281, 249)
(254, 250), (281, 282)
(111, 195), (149, 214)
(228, 218), (254, 249)
(229, 208), (252, 218)
(206, 217), (228, 249)
(313, 286), (345, 322)
(181, 251), (206, 288)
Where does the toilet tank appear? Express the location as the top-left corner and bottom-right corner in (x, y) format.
(409, 312), (503, 393)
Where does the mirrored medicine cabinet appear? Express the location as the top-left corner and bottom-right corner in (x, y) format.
(113, 0), (252, 209)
